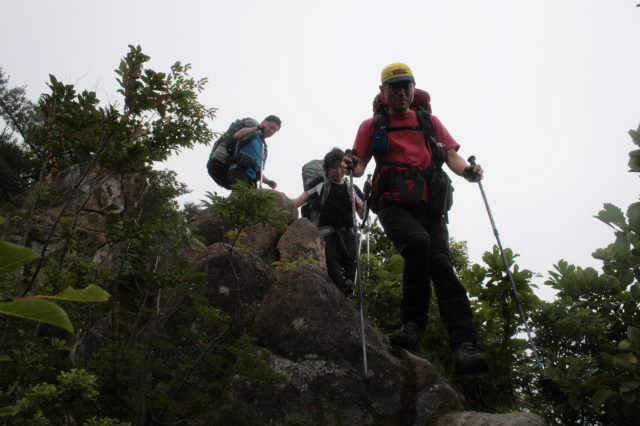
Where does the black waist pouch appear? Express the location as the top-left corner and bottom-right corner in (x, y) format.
(429, 169), (454, 215)
(237, 153), (257, 169)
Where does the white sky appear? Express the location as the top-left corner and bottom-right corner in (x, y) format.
(2, 1), (639, 301)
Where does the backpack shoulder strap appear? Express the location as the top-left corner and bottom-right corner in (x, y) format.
(373, 109), (389, 129)
(308, 175), (331, 227)
(236, 133), (258, 152)
(376, 108), (422, 133)
(415, 107), (445, 169)
(415, 107), (435, 137)
(318, 175), (331, 210)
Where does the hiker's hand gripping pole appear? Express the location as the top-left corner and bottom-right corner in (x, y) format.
(468, 156), (549, 384)
(360, 174), (372, 229)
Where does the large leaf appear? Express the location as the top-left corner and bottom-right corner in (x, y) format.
(592, 389), (617, 407)
(628, 202), (640, 231)
(595, 203), (627, 231)
(631, 283), (640, 300)
(0, 241), (39, 275)
(628, 326), (640, 348)
(628, 148), (640, 172)
(0, 298), (73, 332)
(0, 406), (20, 416)
(36, 285), (110, 302)
(568, 388), (583, 411)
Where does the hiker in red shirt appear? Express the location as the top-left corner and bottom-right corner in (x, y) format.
(348, 62), (488, 374)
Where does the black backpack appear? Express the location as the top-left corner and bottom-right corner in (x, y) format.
(300, 159), (331, 226)
(206, 117), (259, 189)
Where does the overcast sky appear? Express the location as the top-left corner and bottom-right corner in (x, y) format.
(2, 1), (639, 301)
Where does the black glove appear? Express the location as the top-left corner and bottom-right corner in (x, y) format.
(463, 167), (479, 181)
(363, 180), (372, 195)
(345, 149), (358, 168)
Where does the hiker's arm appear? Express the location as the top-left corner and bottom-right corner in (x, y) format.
(446, 149), (483, 182)
(234, 126), (261, 141)
(261, 173), (277, 189)
(356, 200), (365, 219)
(291, 191), (310, 208)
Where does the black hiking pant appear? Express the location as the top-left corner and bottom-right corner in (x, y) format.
(227, 168), (257, 188)
(324, 228), (356, 295)
(376, 200), (477, 345)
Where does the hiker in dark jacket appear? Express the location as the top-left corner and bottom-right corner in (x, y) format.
(227, 115), (281, 189)
(292, 148), (365, 294)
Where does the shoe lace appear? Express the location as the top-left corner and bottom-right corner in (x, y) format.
(401, 322), (420, 337)
(457, 342), (479, 356)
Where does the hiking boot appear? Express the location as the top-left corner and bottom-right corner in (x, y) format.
(390, 321), (422, 350)
(452, 342), (489, 374)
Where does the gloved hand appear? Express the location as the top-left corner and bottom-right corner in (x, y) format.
(344, 149), (359, 168)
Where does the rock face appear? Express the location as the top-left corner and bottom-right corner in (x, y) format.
(188, 238), (468, 425)
(186, 210), (546, 426)
(435, 411), (548, 426)
(2, 167), (547, 426)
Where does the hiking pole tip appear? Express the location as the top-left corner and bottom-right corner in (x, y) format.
(361, 372), (371, 384)
(537, 374), (553, 387)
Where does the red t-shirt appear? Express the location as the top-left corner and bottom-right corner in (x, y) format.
(353, 111), (460, 209)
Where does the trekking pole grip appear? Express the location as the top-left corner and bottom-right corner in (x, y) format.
(468, 155), (476, 166)
(345, 149), (354, 172)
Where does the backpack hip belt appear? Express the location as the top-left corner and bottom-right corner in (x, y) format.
(372, 162), (436, 207)
(318, 226), (354, 255)
(369, 107), (451, 214)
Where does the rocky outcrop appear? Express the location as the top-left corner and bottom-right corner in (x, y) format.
(1, 167), (547, 426)
(1, 163), (145, 257)
(435, 411), (548, 426)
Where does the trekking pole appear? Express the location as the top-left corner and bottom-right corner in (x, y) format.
(359, 174), (372, 230)
(259, 142), (265, 188)
(468, 156), (549, 385)
(345, 150), (369, 382)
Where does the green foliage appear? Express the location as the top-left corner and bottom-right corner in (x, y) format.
(354, 225), (543, 412)
(28, 44), (216, 177)
(12, 368), (129, 426)
(219, 334), (289, 387)
(272, 257), (319, 272)
(282, 414), (314, 426)
(0, 138), (41, 204)
(457, 245), (541, 412)
(181, 200), (202, 222)
(82, 418), (131, 426)
(628, 121), (640, 172)
(202, 182), (289, 249)
(0, 46), (295, 426)
(359, 218), (398, 259)
(0, 240), (39, 275)
(349, 252), (403, 333)
(0, 217), (109, 331)
(0, 68), (42, 203)
(114, 46), (217, 166)
(531, 120), (640, 426)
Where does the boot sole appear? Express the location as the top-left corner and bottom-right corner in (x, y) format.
(390, 333), (418, 351)
(454, 357), (489, 374)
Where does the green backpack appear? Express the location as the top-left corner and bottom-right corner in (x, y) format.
(300, 159), (330, 226)
(206, 117), (259, 189)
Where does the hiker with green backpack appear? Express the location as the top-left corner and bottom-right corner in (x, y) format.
(224, 115), (281, 189)
(347, 62), (489, 375)
(292, 148), (365, 294)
